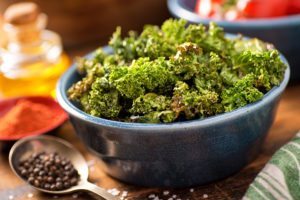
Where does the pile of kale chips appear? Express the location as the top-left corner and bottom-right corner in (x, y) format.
(68, 19), (286, 123)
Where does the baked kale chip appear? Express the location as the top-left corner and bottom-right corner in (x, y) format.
(68, 19), (286, 123)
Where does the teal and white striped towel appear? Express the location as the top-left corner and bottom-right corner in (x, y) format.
(244, 131), (300, 200)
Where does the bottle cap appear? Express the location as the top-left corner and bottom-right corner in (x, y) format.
(3, 2), (40, 25)
(2, 2), (46, 44)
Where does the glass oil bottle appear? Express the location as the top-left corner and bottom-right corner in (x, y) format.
(0, 2), (70, 98)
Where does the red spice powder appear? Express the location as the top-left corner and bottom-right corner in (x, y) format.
(0, 99), (56, 136)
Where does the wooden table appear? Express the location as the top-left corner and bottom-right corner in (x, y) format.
(1, 48), (300, 200)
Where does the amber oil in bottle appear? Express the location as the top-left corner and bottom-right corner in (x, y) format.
(0, 3), (70, 98)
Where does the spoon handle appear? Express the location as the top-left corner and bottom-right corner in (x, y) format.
(80, 182), (120, 200)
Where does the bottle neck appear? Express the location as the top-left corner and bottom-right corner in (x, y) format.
(3, 14), (47, 53)
(0, 9), (64, 80)
(0, 29), (63, 79)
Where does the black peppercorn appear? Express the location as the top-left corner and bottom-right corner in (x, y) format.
(18, 151), (80, 191)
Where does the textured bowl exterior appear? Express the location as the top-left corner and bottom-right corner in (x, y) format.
(57, 47), (290, 187)
(167, 0), (300, 82)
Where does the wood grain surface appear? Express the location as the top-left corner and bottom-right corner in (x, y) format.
(0, 0), (170, 48)
(0, 48), (299, 200)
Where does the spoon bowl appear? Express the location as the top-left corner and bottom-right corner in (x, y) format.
(9, 135), (118, 200)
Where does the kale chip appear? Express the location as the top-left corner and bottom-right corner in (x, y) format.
(68, 19), (286, 123)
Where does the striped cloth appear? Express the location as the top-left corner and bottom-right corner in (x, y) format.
(244, 131), (300, 200)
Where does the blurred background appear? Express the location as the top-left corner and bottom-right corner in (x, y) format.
(0, 0), (171, 49)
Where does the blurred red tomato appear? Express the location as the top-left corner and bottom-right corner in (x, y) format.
(287, 0), (300, 14)
(195, 0), (298, 20)
(237, 0), (289, 18)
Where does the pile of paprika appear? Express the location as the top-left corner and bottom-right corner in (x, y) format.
(0, 99), (59, 138)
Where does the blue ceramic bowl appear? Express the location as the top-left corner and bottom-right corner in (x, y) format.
(57, 46), (290, 187)
(167, 0), (300, 82)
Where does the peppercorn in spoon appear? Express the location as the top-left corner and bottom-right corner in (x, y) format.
(9, 135), (119, 200)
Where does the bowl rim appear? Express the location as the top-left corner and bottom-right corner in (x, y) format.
(167, 0), (300, 28)
(56, 47), (290, 130)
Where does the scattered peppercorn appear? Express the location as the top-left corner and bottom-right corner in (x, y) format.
(17, 152), (80, 191)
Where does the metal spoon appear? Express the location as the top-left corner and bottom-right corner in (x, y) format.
(9, 135), (119, 200)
